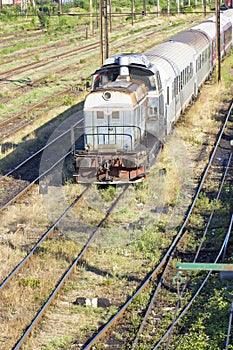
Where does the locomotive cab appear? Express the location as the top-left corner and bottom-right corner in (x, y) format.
(73, 74), (149, 183)
(73, 54), (165, 184)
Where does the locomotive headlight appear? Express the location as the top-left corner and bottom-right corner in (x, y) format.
(103, 91), (111, 101)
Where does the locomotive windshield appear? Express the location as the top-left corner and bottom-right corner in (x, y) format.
(92, 66), (157, 91)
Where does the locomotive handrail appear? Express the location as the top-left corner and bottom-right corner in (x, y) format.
(77, 124), (143, 153)
(74, 124), (143, 138)
(84, 132), (133, 151)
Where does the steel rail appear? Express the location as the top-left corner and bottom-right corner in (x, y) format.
(194, 152), (232, 258)
(164, 153), (233, 349)
(83, 100), (233, 349)
(0, 42), (100, 80)
(0, 16), (196, 82)
(1, 118), (44, 143)
(0, 19), (197, 140)
(226, 300), (233, 350)
(0, 187), (88, 289)
(0, 89), (85, 143)
(0, 88), (73, 130)
(165, 95), (232, 348)
(0, 31), (87, 49)
(132, 149), (233, 349)
(12, 185), (129, 350)
(131, 265), (168, 350)
(153, 213), (233, 349)
(0, 150), (70, 212)
(0, 59), (83, 96)
(0, 119), (83, 181)
(0, 33), (96, 68)
(0, 21), (94, 42)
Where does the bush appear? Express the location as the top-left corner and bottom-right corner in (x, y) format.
(19, 277), (41, 289)
(37, 9), (50, 28)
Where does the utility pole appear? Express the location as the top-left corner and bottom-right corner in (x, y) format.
(167, 0), (170, 15)
(99, 0), (109, 64)
(132, 0), (134, 25)
(109, 0), (112, 33)
(95, 0), (98, 29)
(143, 0), (146, 15)
(216, 0), (221, 82)
(203, 0), (207, 17)
(103, 0), (109, 59)
(58, 0), (62, 15)
(157, 0), (160, 16)
(90, 0), (93, 37)
(100, 0), (103, 65)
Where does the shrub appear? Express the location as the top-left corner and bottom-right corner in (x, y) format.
(19, 277), (41, 289)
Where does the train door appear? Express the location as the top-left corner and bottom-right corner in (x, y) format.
(97, 109), (124, 149)
(97, 110), (114, 146)
(109, 110), (123, 149)
(146, 96), (160, 137)
(123, 109), (135, 151)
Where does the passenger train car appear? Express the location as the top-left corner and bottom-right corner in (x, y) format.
(72, 10), (233, 184)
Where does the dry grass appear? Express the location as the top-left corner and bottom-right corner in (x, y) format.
(0, 186), (51, 282)
(0, 11), (205, 158)
(1, 11), (232, 350)
(1, 79), (230, 349)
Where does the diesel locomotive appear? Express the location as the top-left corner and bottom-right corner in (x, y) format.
(72, 10), (233, 184)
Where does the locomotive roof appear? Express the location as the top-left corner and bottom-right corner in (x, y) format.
(102, 53), (153, 69)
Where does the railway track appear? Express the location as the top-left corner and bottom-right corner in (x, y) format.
(0, 22), (93, 50)
(0, 95), (229, 348)
(0, 86), (84, 143)
(0, 17), (202, 143)
(0, 41), (101, 81)
(1, 185), (129, 350)
(4, 88), (229, 350)
(0, 11), (231, 350)
(0, 150), (70, 211)
(81, 100), (233, 349)
(0, 116), (83, 211)
(0, 187), (88, 289)
(153, 214), (233, 350)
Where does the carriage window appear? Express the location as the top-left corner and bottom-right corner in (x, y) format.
(181, 71), (183, 89)
(149, 107), (158, 119)
(173, 77), (178, 97)
(156, 71), (162, 90)
(190, 62), (193, 77)
(178, 76), (181, 92)
(112, 111), (119, 119)
(202, 52), (205, 64)
(97, 111), (104, 119)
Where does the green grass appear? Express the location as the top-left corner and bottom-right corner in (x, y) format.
(41, 335), (73, 350)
